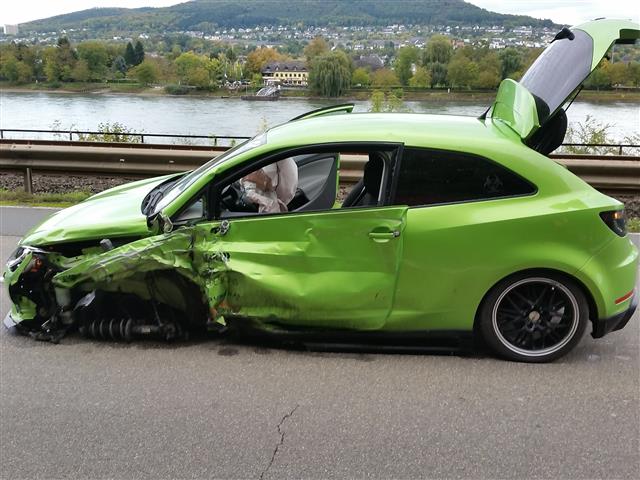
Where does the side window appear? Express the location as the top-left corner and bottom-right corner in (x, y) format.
(393, 148), (536, 207)
(218, 152), (339, 218)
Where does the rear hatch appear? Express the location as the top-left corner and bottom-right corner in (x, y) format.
(489, 19), (640, 150)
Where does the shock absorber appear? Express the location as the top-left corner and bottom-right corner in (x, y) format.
(79, 317), (183, 342)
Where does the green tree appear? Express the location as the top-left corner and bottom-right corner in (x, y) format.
(499, 48), (522, 79)
(309, 50), (352, 97)
(42, 37), (77, 82)
(77, 41), (108, 80)
(134, 40), (145, 66)
(423, 35), (453, 64)
(408, 66), (431, 88)
(71, 59), (91, 82)
(394, 46), (419, 85)
(112, 55), (127, 77)
(447, 51), (478, 88)
(174, 52), (220, 88)
(304, 36), (329, 64)
(124, 42), (136, 66)
(371, 68), (400, 88)
(474, 52), (501, 89)
(351, 67), (371, 86)
(129, 59), (159, 85)
(627, 62), (640, 87)
(584, 62), (611, 90)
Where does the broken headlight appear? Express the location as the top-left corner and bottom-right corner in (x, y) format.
(6, 246), (27, 272)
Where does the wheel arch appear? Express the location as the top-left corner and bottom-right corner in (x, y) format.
(472, 267), (599, 334)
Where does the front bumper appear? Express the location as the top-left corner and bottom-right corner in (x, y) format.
(591, 288), (638, 338)
(4, 311), (17, 329)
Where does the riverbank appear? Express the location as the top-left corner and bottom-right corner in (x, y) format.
(2, 82), (640, 103)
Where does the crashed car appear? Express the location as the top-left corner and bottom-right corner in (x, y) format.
(4, 19), (639, 362)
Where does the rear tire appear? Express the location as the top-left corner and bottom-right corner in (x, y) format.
(479, 272), (588, 363)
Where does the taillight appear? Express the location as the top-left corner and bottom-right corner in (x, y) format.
(600, 210), (627, 237)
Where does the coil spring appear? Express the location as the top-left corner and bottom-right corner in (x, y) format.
(80, 318), (134, 342)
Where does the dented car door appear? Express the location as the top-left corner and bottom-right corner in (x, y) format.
(200, 206), (408, 330)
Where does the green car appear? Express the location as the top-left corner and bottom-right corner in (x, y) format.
(4, 20), (639, 362)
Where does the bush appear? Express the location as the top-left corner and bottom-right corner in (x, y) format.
(164, 84), (191, 95)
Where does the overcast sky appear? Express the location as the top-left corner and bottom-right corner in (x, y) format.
(0, 0), (638, 26)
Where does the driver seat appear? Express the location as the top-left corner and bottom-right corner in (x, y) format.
(343, 152), (385, 207)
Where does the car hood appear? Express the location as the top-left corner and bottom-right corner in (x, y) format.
(490, 19), (640, 140)
(21, 175), (176, 246)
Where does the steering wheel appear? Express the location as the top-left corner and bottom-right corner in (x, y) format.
(220, 182), (242, 210)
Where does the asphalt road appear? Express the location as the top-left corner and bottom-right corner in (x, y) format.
(0, 214), (639, 479)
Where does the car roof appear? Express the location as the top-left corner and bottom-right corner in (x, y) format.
(266, 112), (522, 153)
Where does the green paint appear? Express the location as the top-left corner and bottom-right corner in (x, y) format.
(572, 19), (640, 70)
(5, 20), (638, 338)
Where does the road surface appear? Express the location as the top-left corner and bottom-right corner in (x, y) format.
(0, 209), (638, 479)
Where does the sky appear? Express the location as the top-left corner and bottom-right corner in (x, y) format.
(0, 0), (638, 26)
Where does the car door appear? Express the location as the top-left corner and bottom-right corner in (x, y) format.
(197, 205), (407, 330)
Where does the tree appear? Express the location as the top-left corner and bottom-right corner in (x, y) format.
(174, 52), (221, 88)
(124, 42), (136, 66)
(42, 37), (77, 82)
(309, 50), (352, 97)
(304, 36), (329, 64)
(627, 62), (640, 87)
(427, 62), (447, 88)
(499, 48), (521, 79)
(245, 47), (287, 74)
(129, 59), (159, 86)
(474, 52), (501, 89)
(371, 68), (400, 87)
(71, 59), (90, 82)
(447, 51), (479, 88)
(606, 62), (627, 87)
(112, 55), (127, 77)
(423, 35), (453, 64)
(351, 67), (371, 86)
(408, 66), (431, 88)
(77, 41), (108, 80)
(0, 54), (32, 83)
(134, 40), (145, 66)
(394, 46), (419, 85)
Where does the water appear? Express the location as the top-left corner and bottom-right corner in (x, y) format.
(0, 91), (638, 143)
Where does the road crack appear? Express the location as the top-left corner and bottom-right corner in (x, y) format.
(259, 404), (299, 480)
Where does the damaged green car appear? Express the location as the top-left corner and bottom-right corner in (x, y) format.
(4, 19), (639, 362)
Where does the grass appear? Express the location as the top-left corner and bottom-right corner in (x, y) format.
(628, 217), (640, 233)
(0, 189), (91, 208)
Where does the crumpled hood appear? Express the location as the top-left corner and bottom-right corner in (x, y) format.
(21, 175), (176, 246)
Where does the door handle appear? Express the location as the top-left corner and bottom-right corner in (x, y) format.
(368, 230), (400, 241)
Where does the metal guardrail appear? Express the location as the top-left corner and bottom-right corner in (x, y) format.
(1, 129), (638, 155)
(0, 128), (251, 145)
(0, 140), (638, 195)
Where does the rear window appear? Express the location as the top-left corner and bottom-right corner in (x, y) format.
(520, 29), (593, 118)
(392, 148), (536, 207)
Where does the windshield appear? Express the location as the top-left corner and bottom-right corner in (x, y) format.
(520, 29), (593, 119)
(151, 133), (267, 215)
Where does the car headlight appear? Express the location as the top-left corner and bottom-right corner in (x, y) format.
(6, 246), (27, 272)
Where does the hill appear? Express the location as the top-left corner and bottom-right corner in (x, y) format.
(21, 0), (556, 36)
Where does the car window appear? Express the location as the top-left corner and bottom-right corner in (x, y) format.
(218, 152), (339, 218)
(392, 147), (536, 207)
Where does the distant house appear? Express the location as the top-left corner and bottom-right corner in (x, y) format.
(354, 54), (384, 71)
(262, 61), (308, 87)
(3, 24), (19, 35)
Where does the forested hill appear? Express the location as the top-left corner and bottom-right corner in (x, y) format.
(21, 0), (556, 35)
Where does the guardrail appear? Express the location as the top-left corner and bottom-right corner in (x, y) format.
(0, 128), (251, 146)
(1, 139), (638, 195)
(1, 129), (638, 155)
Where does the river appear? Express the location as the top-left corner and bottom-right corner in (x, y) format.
(0, 91), (638, 143)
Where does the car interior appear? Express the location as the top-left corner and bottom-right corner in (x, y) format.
(173, 147), (397, 224)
